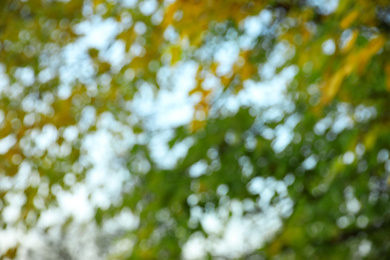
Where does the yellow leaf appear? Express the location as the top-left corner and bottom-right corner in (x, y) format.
(162, 2), (177, 28)
(267, 239), (282, 256)
(240, 62), (256, 80)
(170, 45), (181, 64)
(233, 84), (243, 94)
(364, 126), (379, 150)
(188, 87), (200, 96)
(190, 119), (205, 132)
(340, 10), (359, 29)
(357, 35), (385, 74)
(4, 246), (18, 259)
(88, 48), (99, 58)
(342, 55), (355, 75)
(366, 35), (386, 54)
(98, 62), (111, 73)
(322, 69), (346, 104)
(220, 75), (233, 87)
(341, 29), (359, 53)
(210, 62), (218, 74)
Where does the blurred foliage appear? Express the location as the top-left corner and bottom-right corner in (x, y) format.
(1, 0), (390, 259)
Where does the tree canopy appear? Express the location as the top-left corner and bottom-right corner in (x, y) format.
(1, 0), (390, 259)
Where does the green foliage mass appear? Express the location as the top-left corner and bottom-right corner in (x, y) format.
(1, 0), (390, 259)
